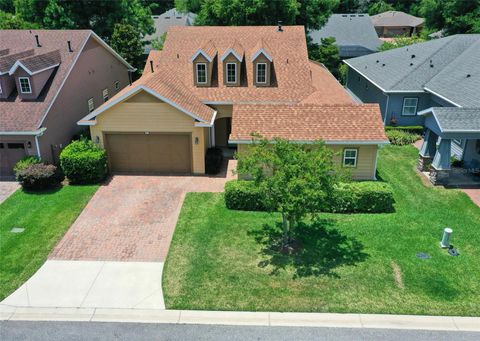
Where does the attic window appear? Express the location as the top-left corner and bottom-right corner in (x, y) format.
(196, 63), (207, 84)
(19, 77), (32, 94)
(256, 63), (267, 84)
(226, 63), (237, 84)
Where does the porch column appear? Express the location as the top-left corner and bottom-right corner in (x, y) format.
(418, 129), (438, 171)
(429, 138), (451, 185)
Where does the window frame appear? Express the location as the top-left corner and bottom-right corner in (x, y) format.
(114, 80), (120, 90)
(256, 62), (267, 84)
(402, 97), (418, 116)
(19, 77), (32, 94)
(196, 63), (207, 84)
(102, 88), (109, 102)
(226, 62), (237, 84)
(87, 97), (95, 113)
(343, 148), (358, 168)
(0, 82), (3, 94)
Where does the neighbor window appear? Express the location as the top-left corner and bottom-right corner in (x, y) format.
(19, 77), (32, 94)
(256, 63), (267, 84)
(102, 88), (109, 102)
(88, 98), (94, 112)
(114, 80), (120, 90)
(402, 97), (418, 116)
(226, 62), (237, 84)
(196, 63), (207, 84)
(343, 148), (358, 167)
(0, 83), (3, 94)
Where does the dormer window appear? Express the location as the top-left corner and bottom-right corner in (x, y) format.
(19, 77), (32, 94)
(196, 63), (207, 84)
(256, 63), (267, 84)
(226, 63), (237, 84)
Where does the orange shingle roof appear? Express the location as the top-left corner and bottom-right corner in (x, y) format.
(230, 104), (388, 142)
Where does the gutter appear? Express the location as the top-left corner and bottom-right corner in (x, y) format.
(229, 139), (390, 146)
(0, 128), (47, 136)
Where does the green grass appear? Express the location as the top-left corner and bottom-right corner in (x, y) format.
(163, 145), (480, 315)
(0, 185), (98, 300)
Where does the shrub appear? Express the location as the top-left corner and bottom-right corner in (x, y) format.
(17, 164), (64, 190)
(14, 156), (41, 178)
(386, 129), (421, 146)
(224, 180), (267, 211)
(205, 147), (223, 175)
(60, 139), (108, 184)
(224, 180), (394, 213)
(385, 126), (424, 135)
(327, 182), (395, 213)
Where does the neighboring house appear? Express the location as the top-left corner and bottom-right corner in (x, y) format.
(143, 8), (197, 54)
(0, 30), (134, 178)
(309, 14), (382, 58)
(371, 11), (424, 38)
(344, 34), (480, 185)
(79, 25), (388, 180)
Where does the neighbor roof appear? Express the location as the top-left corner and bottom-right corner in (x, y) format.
(345, 34), (480, 106)
(0, 30), (133, 133)
(419, 107), (480, 132)
(310, 14), (382, 57)
(230, 103), (388, 143)
(371, 11), (424, 28)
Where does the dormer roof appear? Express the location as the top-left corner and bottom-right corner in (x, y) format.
(251, 39), (273, 62)
(0, 49), (35, 75)
(9, 50), (61, 75)
(191, 39), (217, 62)
(0, 49), (10, 57)
(221, 40), (244, 62)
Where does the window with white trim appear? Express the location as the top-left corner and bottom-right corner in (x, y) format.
(402, 97), (418, 116)
(196, 63), (207, 84)
(226, 62), (237, 84)
(88, 98), (94, 112)
(256, 63), (267, 84)
(102, 88), (109, 102)
(343, 148), (358, 167)
(0, 83), (2, 94)
(19, 77), (32, 94)
(114, 80), (119, 90)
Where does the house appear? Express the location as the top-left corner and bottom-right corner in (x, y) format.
(309, 14), (382, 58)
(143, 8), (196, 54)
(344, 34), (480, 185)
(0, 30), (134, 178)
(371, 11), (424, 38)
(79, 25), (388, 180)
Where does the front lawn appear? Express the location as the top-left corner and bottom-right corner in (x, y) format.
(163, 145), (480, 315)
(0, 185), (98, 300)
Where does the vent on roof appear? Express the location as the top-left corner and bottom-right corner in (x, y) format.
(277, 20), (283, 32)
(150, 60), (154, 73)
(358, 14), (364, 17)
(177, 53), (179, 59)
(176, 16), (182, 19)
(411, 54), (415, 58)
(466, 74), (471, 78)
(165, 16), (170, 19)
(153, 16), (159, 19)
(382, 63), (386, 67)
(342, 14), (347, 17)
(376, 60), (379, 63)
(67, 40), (73, 52)
(410, 62), (413, 66)
(35, 34), (41, 47)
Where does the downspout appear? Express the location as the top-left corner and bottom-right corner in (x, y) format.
(384, 94), (390, 126)
(373, 147), (379, 180)
(34, 128), (47, 159)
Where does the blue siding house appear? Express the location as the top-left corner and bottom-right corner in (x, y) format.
(345, 34), (480, 185)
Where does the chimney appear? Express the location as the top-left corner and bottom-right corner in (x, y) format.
(35, 35), (41, 47)
(150, 60), (154, 73)
(277, 21), (283, 32)
(67, 41), (73, 52)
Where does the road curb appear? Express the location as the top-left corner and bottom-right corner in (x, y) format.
(1, 305), (479, 331)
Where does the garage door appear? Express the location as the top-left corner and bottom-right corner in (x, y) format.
(105, 133), (192, 174)
(0, 142), (27, 177)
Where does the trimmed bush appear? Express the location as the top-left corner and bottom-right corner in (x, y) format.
(224, 180), (267, 211)
(326, 182), (395, 213)
(14, 156), (41, 179)
(17, 164), (64, 190)
(205, 147), (223, 175)
(385, 126), (424, 135)
(386, 129), (421, 146)
(224, 180), (394, 213)
(60, 139), (107, 184)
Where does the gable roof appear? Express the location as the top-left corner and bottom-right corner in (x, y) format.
(191, 40), (217, 62)
(9, 50), (61, 75)
(221, 40), (244, 62)
(371, 11), (424, 28)
(345, 34), (480, 106)
(230, 103), (388, 143)
(419, 107), (480, 132)
(309, 14), (382, 57)
(0, 30), (133, 133)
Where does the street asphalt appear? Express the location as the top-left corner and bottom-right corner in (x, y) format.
(1, 321), (480, 341)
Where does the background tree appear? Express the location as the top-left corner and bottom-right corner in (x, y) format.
(111, 23), (145, 72)
(42, 0), (75, 29)
(0, 10), (39, 29)
(0, 0), (14, 12)
(367, 0), (393, 15)
(236, 137), (339, 247)
(308, 37), (341, 78)
(378, 34), (426, 51)
(151, 32), (167, 50)
(143, 0), (174, 15)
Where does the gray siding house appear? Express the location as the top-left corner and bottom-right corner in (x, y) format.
(345, 34), (480, 185)
(0, 30), (133, 178)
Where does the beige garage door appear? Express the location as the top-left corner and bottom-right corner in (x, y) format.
(105, 133), (192, 174)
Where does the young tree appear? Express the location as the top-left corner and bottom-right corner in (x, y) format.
(378, 35), (426, 51)
(308, 37), (341, 78)
(236, 137), (339, 246)
(111, 23), (144, 72)
(151, 32), (167, 50)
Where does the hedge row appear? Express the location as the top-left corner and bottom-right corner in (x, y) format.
(385, 126), (424, 135)
(386, 129), (421, 146)
(16, 162), (64, 190)
(224, 180), (394, 214)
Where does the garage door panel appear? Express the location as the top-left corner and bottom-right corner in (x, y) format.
(0, 143), (27, 177)
(105, 133), (191, 174)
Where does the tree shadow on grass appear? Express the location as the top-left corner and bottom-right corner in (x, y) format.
(248, 219), (369, 279)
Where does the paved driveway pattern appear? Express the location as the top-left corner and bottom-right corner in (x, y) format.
(50, 170), (234, 262)
(0, 181), (19, 204)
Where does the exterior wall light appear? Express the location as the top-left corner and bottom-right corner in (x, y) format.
(95, 136), (100, 144)
(27, 141), (32, 148)
(195, 137), (199, 145)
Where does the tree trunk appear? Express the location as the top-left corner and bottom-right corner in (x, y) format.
(282, 213), (290, 247)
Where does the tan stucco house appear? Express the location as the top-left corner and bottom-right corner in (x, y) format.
(79, 25), (388, 180)
(0, 30), (134, 178)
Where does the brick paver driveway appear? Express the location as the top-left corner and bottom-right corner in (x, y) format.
(50, 163), (235, 262)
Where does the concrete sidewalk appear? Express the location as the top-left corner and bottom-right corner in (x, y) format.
(0, 306), (479, 331)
